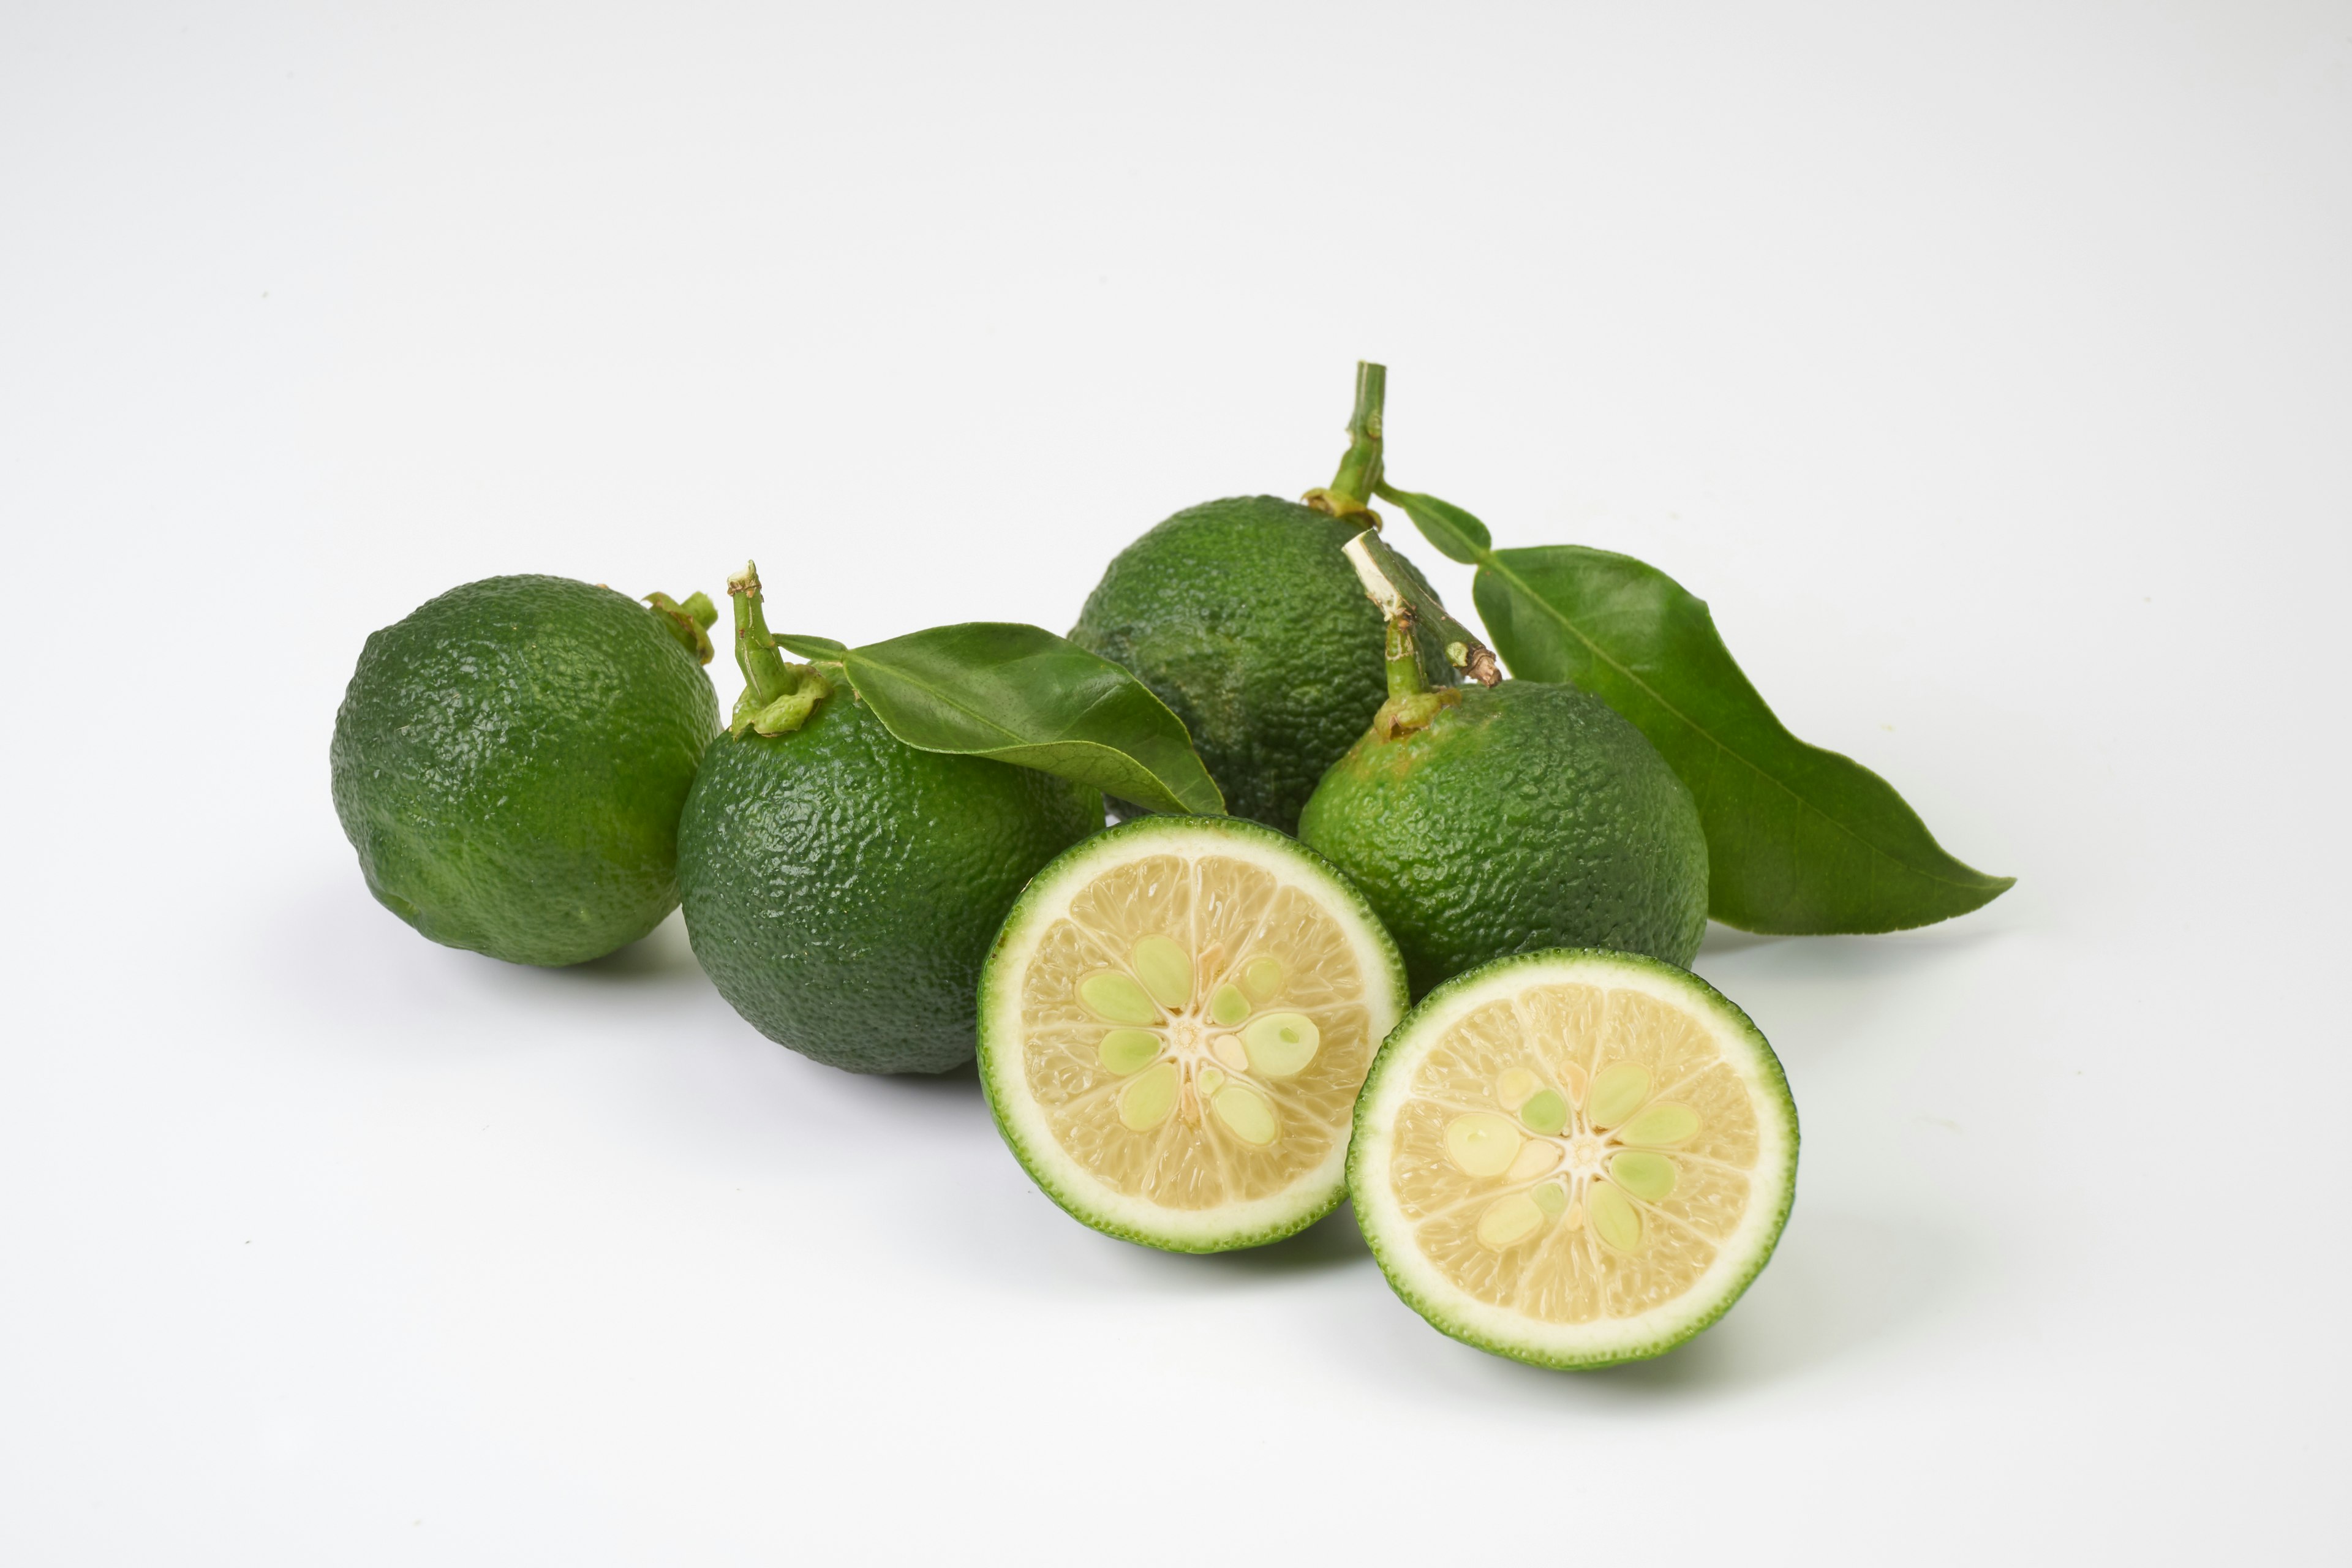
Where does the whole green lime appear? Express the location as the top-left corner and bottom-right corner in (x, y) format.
(678, 686), (1102, 1075)
(1297, 680), (1708, 995)
(1069, 497), (1451, 834)
(331, 575), (720, 967)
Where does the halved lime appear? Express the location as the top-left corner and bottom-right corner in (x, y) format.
(979, 816), (1409, 1252)
(1349, 949), (1798, 1368)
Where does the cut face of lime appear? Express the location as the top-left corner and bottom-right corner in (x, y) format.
(979, 816), (1409, 1252)
(1349, 949), (1798, 1368)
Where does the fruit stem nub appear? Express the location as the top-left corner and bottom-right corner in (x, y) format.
(728, 562), (793, 705)
(1306, 361), (1386, 518)
(726, 561), (832, 736)
(646, 589), (718, 665)
(1344, 531), (1467, 736)
(1343, 530), (1502, 717)
(1345, 533), (1427, 692)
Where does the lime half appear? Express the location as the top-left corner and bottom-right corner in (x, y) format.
(1350, 949), (1798, 1368)
(979, 816), (1408, 1252)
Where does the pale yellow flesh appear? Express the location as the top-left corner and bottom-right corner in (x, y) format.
(1014, 853), (1376, 1212)
(1386, 982), (1764, 1324)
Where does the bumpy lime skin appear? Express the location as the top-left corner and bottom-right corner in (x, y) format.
(678, 695), (1102, 1075)
(1069, 496), (1452, 834)
(330, 575), (720, 967)
(1298, 681), (1709, 995)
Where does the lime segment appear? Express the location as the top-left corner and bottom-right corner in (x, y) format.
(1445, 1115), (1523, 1178)
(1081, 971), (1161, 1026)
(1478, 1193), (1547, 1249)
(1504, 1140), (1561, 1183)
(1621, 1101), (1701, 1146)
(1118, 1063), (1180, 1131)
(1240, 1013), (1319, 1078)
(1518, 1088), (1568, 1136)
(1610, 1150), (1679, 1202)
(1098, 1029), (1163, 1076)
(1587, 1061), (1651, 1129)
(1212, 1085), (1279, 1146)
(1131, 936), (1195, 1010)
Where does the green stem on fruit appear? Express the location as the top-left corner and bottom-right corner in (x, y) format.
(1304, 361), (1386, 519)
(1344, 526), (1504, 693)
(646, 589), (718, 665)
(1382, 617), (1426, 700)
(729, 563), (791, 704)
(726, 562), (832, 736)
(1344, 530), (1463, 737)
(1307, 365), (1500, 686)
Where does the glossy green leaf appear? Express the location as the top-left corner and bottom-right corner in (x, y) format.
(832, 622), (1225, 816)
(1469, 544), (2012, 933)
(771, 633), (847, 660)
(1376, 484), (1492, 563)
(1385, 484), (2010, 932)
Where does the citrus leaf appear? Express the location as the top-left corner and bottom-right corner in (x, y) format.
(1471, 544), (2013, 933)
(771, 633), (846, 660)
(1378, 484), (1493, 564)
(835, 622), (1226, 816)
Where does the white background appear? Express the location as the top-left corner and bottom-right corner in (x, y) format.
(6, 2), (2348, 1562)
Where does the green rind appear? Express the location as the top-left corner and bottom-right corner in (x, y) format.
(1298, 680), (1709, 995)
(978, 815), (1410, 1253)
(1347, 948), (1799, 1370)
(330, 575), (720, 967)
(678, 695), (1102, 1074)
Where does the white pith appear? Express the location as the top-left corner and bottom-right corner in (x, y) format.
(1353, 952), (1797, 1364)
(982, 818), (1407, 1250)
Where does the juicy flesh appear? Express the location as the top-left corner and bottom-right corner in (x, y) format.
(1019, 853), (1376, 1211)
(1387, 983), (1762, 1323)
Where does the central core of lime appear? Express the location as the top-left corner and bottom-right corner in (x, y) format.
(1079, 933), (1315, 1148)
(1389, 980), (1765, 1324)
(1015, 850), (1380, 1212)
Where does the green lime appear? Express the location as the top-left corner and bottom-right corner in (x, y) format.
(330, 574), (720, 967)
(1349, 948), (1798, 1369)
(1067, 366), (1462, 833)
(1072, 496), (1458, 833)
(677, 573), (1101, 1076)
(1298, 680), (1709, 994)
(978, 815), (1408, 1251)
